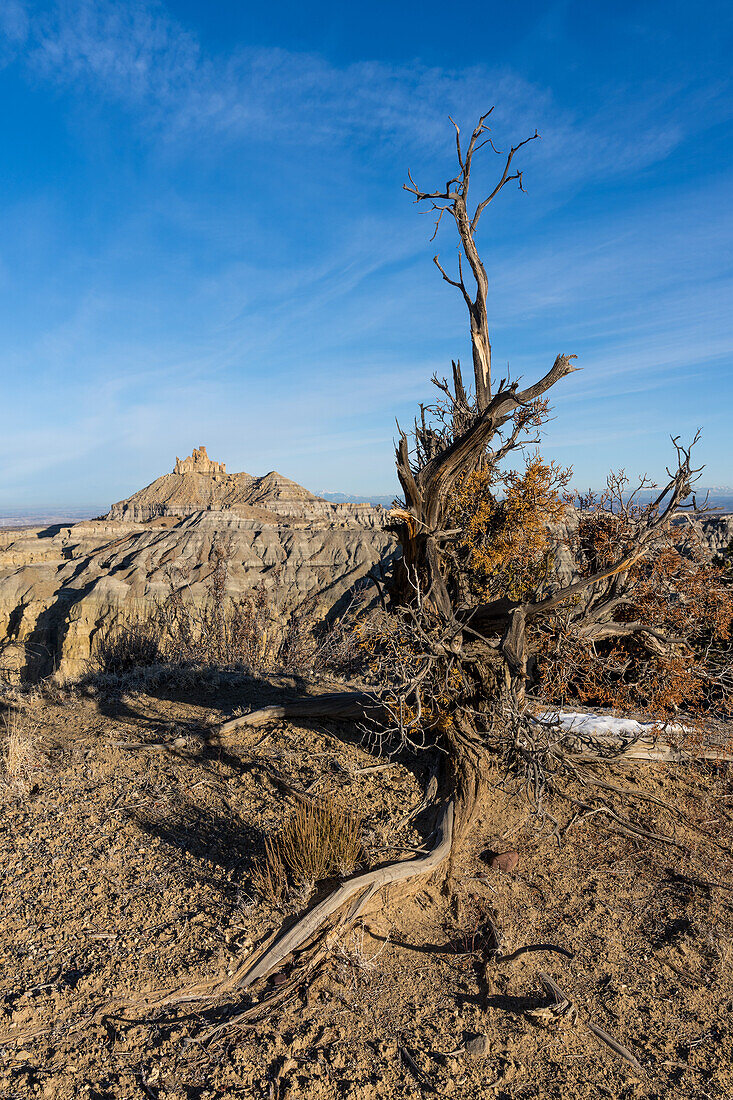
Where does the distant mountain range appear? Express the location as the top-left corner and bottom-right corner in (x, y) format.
(317, 488), (733, 513)
(316, 491), (396, 508)
(3, 486), (733, 529)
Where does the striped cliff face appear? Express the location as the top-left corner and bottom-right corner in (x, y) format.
(0, 460), (394, 683)
(0, 510), (397, 682)
(106, 461), (385, 528)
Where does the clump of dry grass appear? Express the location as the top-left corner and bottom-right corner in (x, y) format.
(252, 796), (363, 905)
(2, 709), (46, 788)
(251, 836), (288, 907)
(281, 797), (363, 883)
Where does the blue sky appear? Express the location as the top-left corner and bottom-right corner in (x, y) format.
(0, 0), (731, 508)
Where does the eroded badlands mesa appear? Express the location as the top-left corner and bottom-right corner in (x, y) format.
(1, 446), (732, 685)
(0, 448), (394, 681)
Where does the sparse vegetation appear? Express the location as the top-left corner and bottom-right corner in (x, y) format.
(93, 619), (163, 674)
(2, 708), (45, 788)
(91, 538), (367, 685)
(251, 835), (288, 907)
(2, 105), (732, 1100)
(252, 796), (363, 904)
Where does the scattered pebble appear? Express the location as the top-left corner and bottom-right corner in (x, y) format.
(464, 1033), (490, 1057)
(486, 850), (519, 872)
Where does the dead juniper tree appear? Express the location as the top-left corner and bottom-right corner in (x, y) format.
(371, 110), (727, 842)
(228, 109), (731, 857)
(99, 111), (730, 1024)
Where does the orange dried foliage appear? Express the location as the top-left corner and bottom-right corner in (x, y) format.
(538, 531), (733, 717)
(448, 454), (571, 601)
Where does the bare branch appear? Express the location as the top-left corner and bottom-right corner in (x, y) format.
(471, 131), (540, 231)
(433, 255), (472, 308)
(448, 116), (464, 168)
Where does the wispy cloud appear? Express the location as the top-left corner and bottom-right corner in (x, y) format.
(7, 0), (722, 187)
(1, 0), (731, 502)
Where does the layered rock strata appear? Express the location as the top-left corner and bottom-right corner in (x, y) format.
(107, 451), (383, 527)
(0, 451), (393, 682)
(1, 446), (730, 685)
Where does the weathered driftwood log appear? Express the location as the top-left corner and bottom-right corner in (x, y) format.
(217, 691), (379, 740)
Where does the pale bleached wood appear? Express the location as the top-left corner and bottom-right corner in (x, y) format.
(236, 800), (454, 989)
(217, 691), (377, 738)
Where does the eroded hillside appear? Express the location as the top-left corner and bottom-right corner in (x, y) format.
(0, 450), (394, 682)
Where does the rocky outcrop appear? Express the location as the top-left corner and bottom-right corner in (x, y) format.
(174, 445), (226, 476)
(2, 443), (730, 686)
(696, 513), (733, 557)
(0, 454), (394, 682)
(107, 449), (385, 528)
(0, 511), (395, 682)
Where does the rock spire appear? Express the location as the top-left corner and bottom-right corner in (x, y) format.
(174, 446), (226, 476)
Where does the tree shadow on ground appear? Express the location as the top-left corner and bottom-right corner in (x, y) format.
(83, 665), (438, 799)
(131, 795), (265, 878)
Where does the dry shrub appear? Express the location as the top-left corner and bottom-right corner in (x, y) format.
(333, 921), (392, 1000)
(281, 797), (362, 884)
(88, 527), (375, 682)
(252, 797), (363, 904)
(160, 581), (278, 671)
(190, 531), (372, 676)
(91, 579), (288, 678)
(251, 836), (288, 907)
(538, 520), (733, 717)
(2, 709), (45, 787)
(91, 576), (369, 683)
(93, 620), (162, 674)
(448, 453), (571, 602)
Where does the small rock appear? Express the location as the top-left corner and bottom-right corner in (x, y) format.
(464, 1033), (490, 1057)
(173, 736), (187, 748)
(486, 850), (519, 872)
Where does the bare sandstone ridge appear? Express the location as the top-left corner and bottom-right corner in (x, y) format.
(107, 445), (384, 527)
(0, 449), (394, 682)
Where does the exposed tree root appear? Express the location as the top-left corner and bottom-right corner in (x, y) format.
(216, 691), (381, 740)
(0, 786), (452, 1051)
(535, 972), (644, 1074)
(195, 946), (330, 1042)
(552, 787), (688, 850)
(194, 884), (376, 1042)
(236, 799), (453, 990)
(105, 801), (452, 1019)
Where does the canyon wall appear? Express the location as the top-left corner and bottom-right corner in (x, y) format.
(1, 447), (730, 685)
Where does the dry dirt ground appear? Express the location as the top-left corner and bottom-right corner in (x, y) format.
(1, 673), (733, 1099)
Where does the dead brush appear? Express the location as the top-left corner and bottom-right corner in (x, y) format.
(252, 797), (364, 904)
(251, 836), (288, 907)
(334, 920), (390, 973)
(280, 796), (363, 886)
(93, 619), (162, 674)
(2, 709), (46, 788)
